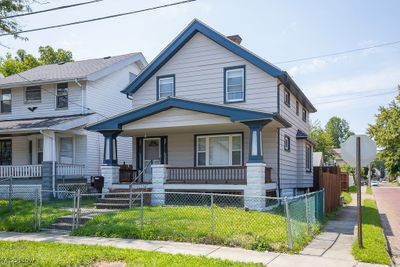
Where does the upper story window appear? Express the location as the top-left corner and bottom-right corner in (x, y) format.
(157, 75), (175, 100)
(225, 66), (245, 103)
(25, 85), (41, 103)
(196, 133), (242, 166)
(296, 101), (299, 115)
(284, 90), (290, 107)
(284, 135), (291, 152)
(306, 144), (312, 172)
(302, 108), (307, 122)
(56, 83), (68, 109)
(0, 89), (11, 113)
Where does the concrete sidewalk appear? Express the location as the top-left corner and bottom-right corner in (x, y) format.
(0, 231), (384, 266)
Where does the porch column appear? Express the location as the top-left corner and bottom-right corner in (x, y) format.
(242, 120), (270, 210)
(100, 130), (122, 194)
(151, 164), (168, 206)
(41, 130), (56, 197)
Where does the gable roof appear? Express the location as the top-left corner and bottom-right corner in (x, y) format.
(122, 19), (316, 113)
(86, 97), (291, 131)
(0, 52), (147, 88)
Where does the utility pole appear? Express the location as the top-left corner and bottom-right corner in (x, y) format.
(368, 163), (372, 187)
(356, 136), (363, 248)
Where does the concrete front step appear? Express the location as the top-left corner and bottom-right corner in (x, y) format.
(94, 202), (138, 209)
(56, 215), (91, 224)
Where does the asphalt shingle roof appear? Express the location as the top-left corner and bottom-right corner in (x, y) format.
(0, 53), (140, 87)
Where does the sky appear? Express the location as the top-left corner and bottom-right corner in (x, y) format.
(1, 0), (399, 134)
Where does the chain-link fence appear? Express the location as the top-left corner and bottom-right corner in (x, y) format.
(1, 187), (325, 252)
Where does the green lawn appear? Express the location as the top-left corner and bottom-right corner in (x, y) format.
(0, 197), (95, 232)
(352, 199), (391, 265)
(341, 191), (352, 204)
(0, 240), (259, 267)
(366, 186), (373, 195)
(73, 205), (316, 253)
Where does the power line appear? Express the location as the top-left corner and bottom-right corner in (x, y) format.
(1, 0), (104, 19)
(274, 40), (400, 65)
(0, 0), (197, 37)
(314, 90), (398, 105)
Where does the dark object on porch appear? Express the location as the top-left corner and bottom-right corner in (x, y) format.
(119, 163), (138, 183)
(91, 176), (104, 194)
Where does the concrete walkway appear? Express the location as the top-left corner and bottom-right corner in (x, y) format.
(0, 230), (385, 266)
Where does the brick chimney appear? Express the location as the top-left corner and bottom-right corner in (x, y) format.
(227, 34), (242, 45)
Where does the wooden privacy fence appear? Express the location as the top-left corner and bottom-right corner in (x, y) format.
(340, 172), (349, 192)
(313, 166), (345, 214)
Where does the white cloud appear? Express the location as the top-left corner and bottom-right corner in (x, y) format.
(287, 55), (348, 76)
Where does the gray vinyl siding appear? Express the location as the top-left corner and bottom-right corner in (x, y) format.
(0, 82), (84, 120)
(279, 85), (313, 189)
(132, 32), (278, 113)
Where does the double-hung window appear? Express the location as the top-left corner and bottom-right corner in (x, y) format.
(296, 101), (299, 115)
(56, 83), (68, 109)
(225, 66), (245, 102)
(59, 137), (73, 164)
(0, 89), (11, 113)
(25, 86), (41, 103)
(284, 135), (291, 152)
(302, 108), (307, 122)
(157, 75), (175, 100)
(306, 144), (312, 172)
(284, 90), (290, 107)
(196, 134), (242, 166)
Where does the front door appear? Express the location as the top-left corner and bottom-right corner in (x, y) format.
(0, 139), (11, 165)
(143, 138), (161, 182)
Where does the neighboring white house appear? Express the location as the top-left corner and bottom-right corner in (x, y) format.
(87, 19), (317, 201)
(0, 53), (147, 192)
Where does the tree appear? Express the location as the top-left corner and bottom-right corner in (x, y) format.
(325, 116), (354, 148)
(0, 1), (34, 41)
(310, 120), (334, 162)
(0, 46), (73, 76)
(367, 88), (400, 179)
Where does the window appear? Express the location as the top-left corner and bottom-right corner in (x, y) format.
(284, 135), (290, 152)
(284, 90), (290, 107)
(0, 89), (11, 113)
(225, 66), (245, 102)
(0, 139), (12, 165)
(302, 108), (307, 122)
(56, 83), (68, 109)
(296, 101), (299, 115)
(59, 137), (73, 164)
(37, 139), (43, 164)
(196, 134), (242, 166)
(25, 86), (41, 103)
(306, 144), (312, 172)
(157, 75), (175, 99)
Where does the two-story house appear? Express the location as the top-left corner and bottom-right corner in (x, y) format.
(87, 20), (317, 206)
(0, 53), (147, 194)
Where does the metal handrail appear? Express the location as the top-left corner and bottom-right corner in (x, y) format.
(129, 160), (152, 190)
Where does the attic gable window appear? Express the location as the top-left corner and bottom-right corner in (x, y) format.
(224, 66), (245, 103)
(25, 86), (41, 103)
(157, 75), (175, 100)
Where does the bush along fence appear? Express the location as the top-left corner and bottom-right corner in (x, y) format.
(0, 188), (325, 253)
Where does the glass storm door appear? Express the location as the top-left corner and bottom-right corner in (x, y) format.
(143, 138), (160, 182)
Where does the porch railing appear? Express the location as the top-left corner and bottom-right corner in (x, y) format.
(0, 165), (42, 178)
(56, 163), (85, 176)
(166, 166), (247, 184)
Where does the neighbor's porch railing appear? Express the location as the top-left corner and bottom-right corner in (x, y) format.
(56, 163), (85, 176)
(166, 166), (247, 184)
(0, 164), (42, 178)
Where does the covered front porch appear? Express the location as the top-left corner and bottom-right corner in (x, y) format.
(88, 98), (291, 208)
(0, 115), (90, 191)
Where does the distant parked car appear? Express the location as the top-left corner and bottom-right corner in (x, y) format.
(371, 180), (379, 186)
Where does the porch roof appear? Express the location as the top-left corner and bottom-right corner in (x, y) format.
(0, 114), (92, 134)
(86, 97), (291, 132)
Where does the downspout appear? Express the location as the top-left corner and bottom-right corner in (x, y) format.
(40, 130), (56, 197)
(276, 82), (283, 196)
(126, 93), (133, 100)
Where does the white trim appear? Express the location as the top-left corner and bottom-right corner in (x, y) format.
(158, 76), (175, 99)
(225, 67), (244, 102)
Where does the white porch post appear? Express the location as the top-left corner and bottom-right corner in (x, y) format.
(151, 164), (168, 206)
(100, 165), (120, 194)
(41, 130), (57, 197)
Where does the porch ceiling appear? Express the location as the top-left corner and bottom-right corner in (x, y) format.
(87, 97), (291, 133)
